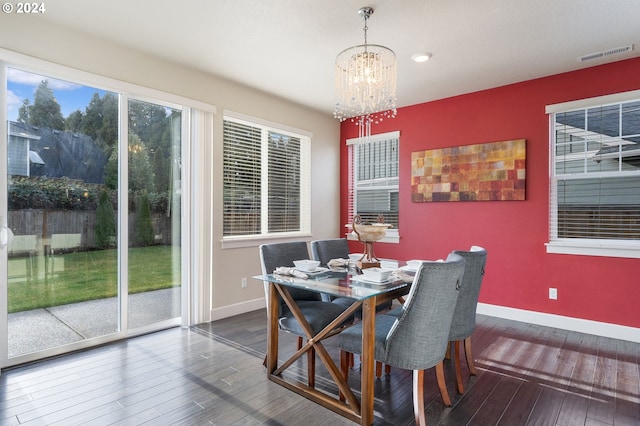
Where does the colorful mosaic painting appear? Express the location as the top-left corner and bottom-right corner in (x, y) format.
(411, 139), (526, 202)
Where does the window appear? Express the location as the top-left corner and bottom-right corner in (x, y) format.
(222, 113), (311, 242)
(347, 131), (399, 243)
(547, 91), (640, 258)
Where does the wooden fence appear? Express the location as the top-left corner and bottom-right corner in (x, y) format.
(8, 209), (174, 255)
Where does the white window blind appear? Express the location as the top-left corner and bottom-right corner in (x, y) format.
(223, 114), (310, 239)
(347, 131), (399, 239)
(548, 93), (640, 257)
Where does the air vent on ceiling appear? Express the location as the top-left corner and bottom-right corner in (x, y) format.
(578, 44), (634, 62)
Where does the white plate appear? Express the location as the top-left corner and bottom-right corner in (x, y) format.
(295, 266), (329, 275)
(400, 265), (419, 273)
(350, 275), (394, 285)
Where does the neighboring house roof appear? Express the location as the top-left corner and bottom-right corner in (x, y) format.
(8, 121), (108, 184)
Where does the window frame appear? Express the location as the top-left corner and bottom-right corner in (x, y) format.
(546, 89), (640, 259)
(221, 111), (312, 248)
(346, 131), (400, 244)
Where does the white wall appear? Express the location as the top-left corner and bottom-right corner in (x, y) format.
(0, 19), (341, 321)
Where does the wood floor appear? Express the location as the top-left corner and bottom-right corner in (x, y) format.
(1, 310), (638, 425)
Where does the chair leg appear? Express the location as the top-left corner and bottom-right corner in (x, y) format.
(375, 361), (382, 378)
(453, 340), (464, 394)
(384, 364), (391, 375)
(339, 350), (349, 402)
(308, 346), (315, 388)
(464, 336), (477, 375)
(412, 369), (427, 426)
(445, 340), (451, 360)
(297, 336), (303, 350)
(435, 361), (452, 406)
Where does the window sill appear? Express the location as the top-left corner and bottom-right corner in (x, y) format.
(545, 240), (640, 259)
(222, 233), (313, 249)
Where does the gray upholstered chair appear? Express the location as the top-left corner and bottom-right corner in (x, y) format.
(337, 253), (465, 425)
(310, 238), (350, 266)
(311, 238), (393, 377)
(259, 241), (350, 387)
(447, 245), (487, 394)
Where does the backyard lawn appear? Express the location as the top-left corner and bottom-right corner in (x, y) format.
(7, 245), (177, 313)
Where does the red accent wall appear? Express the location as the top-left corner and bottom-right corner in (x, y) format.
(340, 58), (640, 329)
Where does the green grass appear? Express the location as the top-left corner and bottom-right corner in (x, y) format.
(8, 246), (178, 313)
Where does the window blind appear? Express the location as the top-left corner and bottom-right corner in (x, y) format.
(347, 131), (399, 229)
(223, 120), (261, 236)
(223, 115), (310, 238)
(550, 100), (640, 243)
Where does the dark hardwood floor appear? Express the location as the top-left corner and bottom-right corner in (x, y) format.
(1, 310), (638, 425)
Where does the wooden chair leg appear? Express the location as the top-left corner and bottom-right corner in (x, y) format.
(413, 369), (427, 426)
(307, 346), (315, 388)
(435, 361), (452, 406)
(464, 336), (477, 375)
(384, 364), (391, 375)
(339, 350), (349, 402)
(453, 340), (464, 394)
(375, 361), (382, 378)
(297, 336), (303, 350)
(445, 340), (451, 360)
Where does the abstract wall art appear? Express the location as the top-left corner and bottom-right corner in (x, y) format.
(411, 139), (526, 202)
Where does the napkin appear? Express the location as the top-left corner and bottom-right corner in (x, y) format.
(327, 258), (351, 268)
(391, 269), (414, 283)
(273, 267), (309, 279)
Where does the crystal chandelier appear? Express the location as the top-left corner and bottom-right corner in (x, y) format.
(334, 7), (397, 140)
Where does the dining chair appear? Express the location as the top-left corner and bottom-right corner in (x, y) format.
(447, 245), (487, 394)
(337, 253), (465, 426)
(259, 241), (351, 387)
(311, 238), (392, 377)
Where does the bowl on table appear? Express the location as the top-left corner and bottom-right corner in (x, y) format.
(361, 267), (394, 282)
(406, 260), (424, 270)
(293, 259), (321, 272)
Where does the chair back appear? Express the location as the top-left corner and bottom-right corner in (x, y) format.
(259, 242), (322, 307)
(448, 246), (487, 341)
(383, 253), (465, 370)
(310, 238), (350, 266)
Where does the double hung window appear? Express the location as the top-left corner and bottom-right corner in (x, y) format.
(347, 131), (399, 242)
(547, 91), (640, 258)
(222, 113), (311, 242)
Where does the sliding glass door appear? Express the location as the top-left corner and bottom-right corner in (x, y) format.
(3, 67), (182, 364)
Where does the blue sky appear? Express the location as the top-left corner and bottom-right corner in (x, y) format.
(6, 68), (108, 122)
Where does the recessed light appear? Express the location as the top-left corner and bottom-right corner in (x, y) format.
(412, 52), (432, 63)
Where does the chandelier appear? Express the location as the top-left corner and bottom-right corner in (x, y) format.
(334, 7), (397, 140)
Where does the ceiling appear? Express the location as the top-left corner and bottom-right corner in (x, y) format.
(37, 0), (640, 116)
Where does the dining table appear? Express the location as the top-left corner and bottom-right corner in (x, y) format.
(254, 264), (411, 425)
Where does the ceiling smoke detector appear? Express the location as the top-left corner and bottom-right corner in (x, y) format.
(578, 44), (634, 62)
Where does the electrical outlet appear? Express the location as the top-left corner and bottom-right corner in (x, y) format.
(549, 288), (558, 300)
(241, 277), (248, 288)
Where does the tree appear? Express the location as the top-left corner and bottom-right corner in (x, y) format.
(134, 191), (154, 246)
(65, 110), (84, 132)
(17, 99), (31, 123)
(128, 133), (155, 193)
(81, 92), (118, 154)
(30, 80), (64, 130)
(95, 189), (116, 248)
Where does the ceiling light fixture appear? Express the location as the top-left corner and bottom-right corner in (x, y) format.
(334, 6), (397, 141)
(412, 52), (432, 63)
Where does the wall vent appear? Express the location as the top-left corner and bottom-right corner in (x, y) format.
(578, 44), (634, 62)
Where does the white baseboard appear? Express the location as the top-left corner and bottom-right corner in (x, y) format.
(477, 303), (640, 343)
(210, 298), (265, 321)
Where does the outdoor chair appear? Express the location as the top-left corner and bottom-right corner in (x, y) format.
(337, 253), (465, 425)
